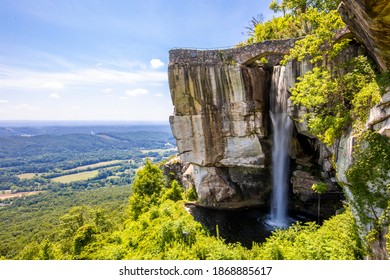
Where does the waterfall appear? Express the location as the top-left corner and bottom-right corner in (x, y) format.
(270, 66), (293, 227)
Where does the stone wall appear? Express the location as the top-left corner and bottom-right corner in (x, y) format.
(169, 38), (297, 66)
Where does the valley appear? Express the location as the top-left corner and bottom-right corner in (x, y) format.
(0, 122), (177, 259)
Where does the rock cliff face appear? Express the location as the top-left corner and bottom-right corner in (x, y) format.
(169, 60), (272, 207)
(337, 0), (390, 259)
(339, 0), (390, 71)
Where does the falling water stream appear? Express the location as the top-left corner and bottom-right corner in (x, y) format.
(270, 113), (293, 226)
(269, 66), (293, 227)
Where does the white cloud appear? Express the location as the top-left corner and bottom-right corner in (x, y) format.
(41, 81), (64, 91)
(49, 93), (61, 99)
(155, 93), (164, 97)
(119, 96), (128, 100)
(0, 100), (8, 103)
(150, 59), (164, 69)
(102, 88), (113, 94)
(125, 88), (148, 97)
(0, 65), (167, 92)
(11, 103), (39, 111)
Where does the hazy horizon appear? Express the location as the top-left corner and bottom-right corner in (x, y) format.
(0, 119), (171, 127)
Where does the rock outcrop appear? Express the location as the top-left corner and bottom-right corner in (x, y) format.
(339, 0), (390, 71)
(336, 0), (390, 259)
(168, 41), (349, 211)
(366, 90), (390, 138)
(168, 57), (272, 206)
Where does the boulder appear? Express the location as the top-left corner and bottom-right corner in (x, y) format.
(366, 90), (390, 138)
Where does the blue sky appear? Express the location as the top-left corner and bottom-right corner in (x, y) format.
(0, 0), (274, 122)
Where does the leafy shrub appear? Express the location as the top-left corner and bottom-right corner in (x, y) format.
(184, 185), (198, 201)
(291, 56), (381, 145)
(161, 180), (183, 202)
(250, 208), (363, 260)
(128, 159), (164, 219)
(73, 224), (97, 255)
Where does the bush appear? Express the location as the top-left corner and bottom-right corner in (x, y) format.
(162, 180), (184, 202)
(184, 186), (198, 201)
(250, 207), (363, 260)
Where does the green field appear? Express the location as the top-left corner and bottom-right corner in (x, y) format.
(16, 173), (37, 179)
(51, 170), (99, 183)
(0, 191), (45, 201)
(68, 160), (123, 172)
(140, 148), (177, 154)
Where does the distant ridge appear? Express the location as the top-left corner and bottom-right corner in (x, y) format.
(0, 120), (170, 127)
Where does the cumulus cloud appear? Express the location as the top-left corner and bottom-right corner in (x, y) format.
(150, 59), (164, 69)
(125, 88), (148, 97)
(155, 93), (164, 97)
(49, 93), (61, 99)
(0, 99), (8, 103)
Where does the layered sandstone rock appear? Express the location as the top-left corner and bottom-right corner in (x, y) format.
(339, 0), (390, 71)
(366, 89), (390, 138)
(168, 59), (273, 206)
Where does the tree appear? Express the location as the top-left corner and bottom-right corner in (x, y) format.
(59, 206), (86, 239)
(128, 159), (164, 219)
(131, 159), (163, 197)
(162, 180), (184, 202)
(269, 0), (341, 15)
(249, 0), (347, 61)
(73, 224), (97, 256)
(290, 56), (381, 145)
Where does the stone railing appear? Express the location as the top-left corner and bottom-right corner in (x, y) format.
(169, 28), (351, 66)
(169, 38), (297, 66)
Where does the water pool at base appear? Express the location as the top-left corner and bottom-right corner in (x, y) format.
(187, 205), (313, 248)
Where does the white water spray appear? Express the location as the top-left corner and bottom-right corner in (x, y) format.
(269, 66), (293, 227)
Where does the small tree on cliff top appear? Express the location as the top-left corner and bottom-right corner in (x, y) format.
(129, 159), (164, 220)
